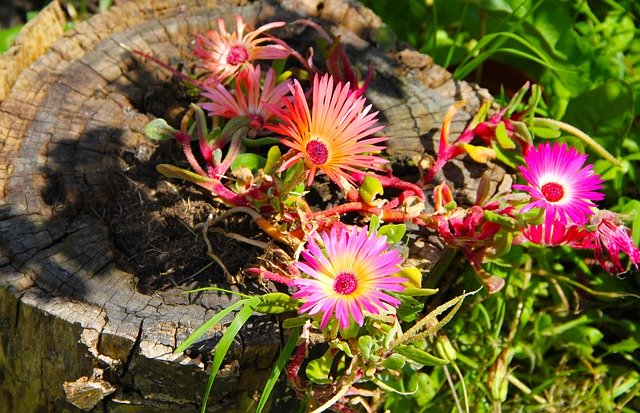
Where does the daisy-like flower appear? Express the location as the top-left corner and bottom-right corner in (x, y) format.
(589, 210), (640, 274)
(194, 15), (292, 83)
(265, 74), (388, 190)
(513, 142), (604, 228)
(200, 65), (291, 132)
(292, 225), (407, 329)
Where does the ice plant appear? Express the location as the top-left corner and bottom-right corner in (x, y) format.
(266, 74), (388, 190)
(522, 221), (590, 247)
(292, 225), (407, 329)
(200, 64), (291, 133)
(194, 15), (292, 83)
(589, 210), (640, 274)
(513, 142), (604, 228)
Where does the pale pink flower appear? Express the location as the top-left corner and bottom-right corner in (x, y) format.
(265, 74), (388, 190)
(200, 65), (290, 132)
(292, 226), (407, 329)
(514, 142), (604, 228)
(589, 210), (640, 274)
(194, 15), (292, 83)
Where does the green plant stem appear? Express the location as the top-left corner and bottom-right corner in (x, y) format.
(506, 374), (548, 405)
(535, 118), (620, 166)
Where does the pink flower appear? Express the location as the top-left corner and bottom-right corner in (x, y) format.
(265, 74), (388, 190)
(513, 143), (604, 228)
(200, 65), (291, 132)
(194, 16), (292, 83)
(292, 226), (407, 329)
(522, 221), (591, 247)
(589, 210), (640, 274)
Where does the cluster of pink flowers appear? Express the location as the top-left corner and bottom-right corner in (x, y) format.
(152, 14), (640, 340)
(515, 142), (640, 274)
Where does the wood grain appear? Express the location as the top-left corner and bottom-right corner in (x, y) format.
(0, 0), (500, 410)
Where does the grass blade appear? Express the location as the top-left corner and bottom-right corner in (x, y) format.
(175, 298), (248, 354)
(201, 296), (261, 412)
(256, 327), (302, 413)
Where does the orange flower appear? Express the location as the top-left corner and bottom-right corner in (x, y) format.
(194, 15), (292, 83)
(266, 74), (388, 190)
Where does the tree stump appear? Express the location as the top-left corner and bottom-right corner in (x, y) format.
(0, 0), (504, 411)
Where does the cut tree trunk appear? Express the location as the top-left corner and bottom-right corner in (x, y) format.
(0, 0), (506, 411)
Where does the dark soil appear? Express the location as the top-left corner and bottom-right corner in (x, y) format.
(106, 139), (268, 295)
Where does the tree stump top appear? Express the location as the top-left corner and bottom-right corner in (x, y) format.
(0, 0), (501, 410)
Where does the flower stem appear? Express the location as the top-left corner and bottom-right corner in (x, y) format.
(535, 118), (620, 166)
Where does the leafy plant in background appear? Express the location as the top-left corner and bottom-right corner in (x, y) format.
(360, 0), (640, 411)
(135, 6), (640, 412)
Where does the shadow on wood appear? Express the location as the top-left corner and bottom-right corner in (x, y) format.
(0, 0), (501, 411)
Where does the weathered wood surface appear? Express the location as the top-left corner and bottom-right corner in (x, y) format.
(0, 0), (503, 411)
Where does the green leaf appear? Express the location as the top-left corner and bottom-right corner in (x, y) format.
(175, 298), (248, 354)
(254, 292), (299, 314)
(156, 164), (213, 184)
(396, 267), (423, 289)
(360, 176), (384, 205)
(256, 327), (301, 413)
(202, 296), (260, 412)
(368, 214), (381, 233)
(264, 145), (281, 174)
(230, 153), (266, 174)
(330, 339), (354, 358)
(144, 118), (177, 141)
(393, 293), (424, 322)
(282, 316), (310, 329)
(358, 335), (375, 360)
(395, 345), (449, 366)
(531, 126), (561, 139)
(562, 80), (634, 156)
(0, 25), (23, 53)
(306, 350), (336, 385)
(402, 287), (439, 297)
(495, 122), (515, 149)
(382, 353), (406, 371)
(378, 223), (406, 244)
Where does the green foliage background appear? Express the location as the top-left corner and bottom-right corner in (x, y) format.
(360, 0), (640, 411)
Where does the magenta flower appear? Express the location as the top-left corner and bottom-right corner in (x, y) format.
(513, 142), (604, 228)
(522, 221), (591, 247)
(200, 65), (291, 132)
(292, 226), (407, 329)
(265, 74), (388, 190)
(589, 210), (640, 274)
(194, 16), (292, 83)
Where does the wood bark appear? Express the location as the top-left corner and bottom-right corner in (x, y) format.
(0, 0), (505, 411)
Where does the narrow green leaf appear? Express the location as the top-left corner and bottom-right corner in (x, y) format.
(254, 292), (299, 314)
(202, 296), (260, 412)
(175, 298), (248, 354)
(495, 122), (515, 149)
(395, 345), (449, 366)
(256, 327), (301, 413)
(402, 287), (439, 297)
(156, 164), (213, 184)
